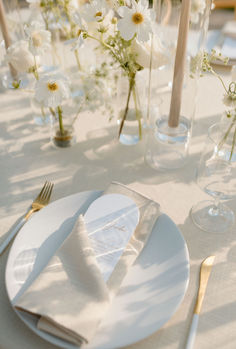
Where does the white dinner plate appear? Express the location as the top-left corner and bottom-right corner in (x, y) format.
(5, 190), (189, 349)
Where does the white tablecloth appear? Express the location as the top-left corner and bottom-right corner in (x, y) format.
(0, 70), (236, 349)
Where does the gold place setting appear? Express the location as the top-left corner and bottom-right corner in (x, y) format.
(0, 1), (236, 349)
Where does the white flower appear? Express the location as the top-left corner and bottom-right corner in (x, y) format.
(4, 40), (35, 73)
(223, 93), (236, 109)
(131, 37), (169, 69)
(26, 0), (42, 11)
(35, 73), (71, 108)
(191, 0), (206, 24)
(117, 0), (155, 42)
(65, 31), (84, 51)
(80, 0), (108, 23)
(25, 21), (51, 56)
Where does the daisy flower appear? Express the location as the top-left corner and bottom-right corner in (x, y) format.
(26, 21), (51, 56)
(80, 0), (108, 23)
(117, 0), (155, 42)
(190, 0), (206, 24)
(35, 73), (71, 108)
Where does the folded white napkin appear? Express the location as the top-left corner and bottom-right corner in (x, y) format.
(14, 182), (161, 346)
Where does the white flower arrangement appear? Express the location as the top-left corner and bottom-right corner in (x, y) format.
(70, 0), (168, 138)
(3, 0), (174, 145)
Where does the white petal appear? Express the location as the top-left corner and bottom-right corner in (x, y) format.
(117, 18), (136, 41)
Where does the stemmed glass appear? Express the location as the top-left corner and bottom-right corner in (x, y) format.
(191, 121), (236, 233)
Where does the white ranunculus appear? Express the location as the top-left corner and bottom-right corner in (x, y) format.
(35, 73), (71, 108)
(131, 38), (169, 69)
(5, 40), (36, 73)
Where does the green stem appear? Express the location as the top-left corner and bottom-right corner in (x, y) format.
(41, 106), (46, 119)
(87, 34), (127, 71)
(118, 74), (135, 139)
(230, 124), (236, 161)
(218, 116), (236, 150)
(132, 82), (142, 140)
(74, 49), (82, 71)
(49, 107), (56, 118)
(211, 68), (228, 94)
(72, 98), (85, 125)
(57, 106), (65, 135)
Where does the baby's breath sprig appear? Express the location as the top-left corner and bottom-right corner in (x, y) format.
(191, 49), (236, 160)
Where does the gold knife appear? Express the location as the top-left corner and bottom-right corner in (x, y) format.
(185, 256), (215, 349)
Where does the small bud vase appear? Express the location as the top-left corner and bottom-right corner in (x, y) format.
(117, 71), (146, 146)
(50, 104), (77, 148)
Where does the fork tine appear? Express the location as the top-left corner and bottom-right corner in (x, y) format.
(44, 183), (54, 204)
(35, 181), (48, 201)
(40, 181), (51, 201)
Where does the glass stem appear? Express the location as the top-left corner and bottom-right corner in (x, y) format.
(209, 197), (220, 217)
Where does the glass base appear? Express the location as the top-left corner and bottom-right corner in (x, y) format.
(190, 200), (235, 233)
(2, 72), (29, 89)
(119, 134), (140, 146)
(145, 116), (191, 170)
(117, 109), (142, 146)
(51, 126), (76, 148)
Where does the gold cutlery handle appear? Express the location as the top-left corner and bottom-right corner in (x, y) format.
(194, 256), (215, 315)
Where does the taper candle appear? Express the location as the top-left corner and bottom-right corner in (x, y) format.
(168, 0), (191, 128)
(0, 0), (17, 79)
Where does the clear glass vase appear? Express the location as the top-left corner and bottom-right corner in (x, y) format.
(145, 0), (212, 169)
(49, 101), (78, 148)
(116, 71), (146, 146)
(31, 97), (51, 126)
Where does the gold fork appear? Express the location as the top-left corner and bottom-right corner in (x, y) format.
(0, 181), (54, 255)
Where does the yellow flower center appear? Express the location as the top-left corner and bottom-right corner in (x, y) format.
(132, 12), (144, 25)
(95, 11), (102, 18)
(77, 29), (82, 37)
(32, 32), (43, 47)
(47, 82), (59, 92)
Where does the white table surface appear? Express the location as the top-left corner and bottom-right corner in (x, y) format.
(0, 68), (236, 349)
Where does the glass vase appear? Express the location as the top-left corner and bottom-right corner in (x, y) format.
(31, 97), (51, 126)
(49, 101), (78, 148)
(116, 71), (146, 146)
(145, 0), (212, 170)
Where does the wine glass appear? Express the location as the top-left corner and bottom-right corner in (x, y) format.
(191, 121), (236, 233)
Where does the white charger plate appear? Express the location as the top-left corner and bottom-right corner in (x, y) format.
(5, 190), (189, 349)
